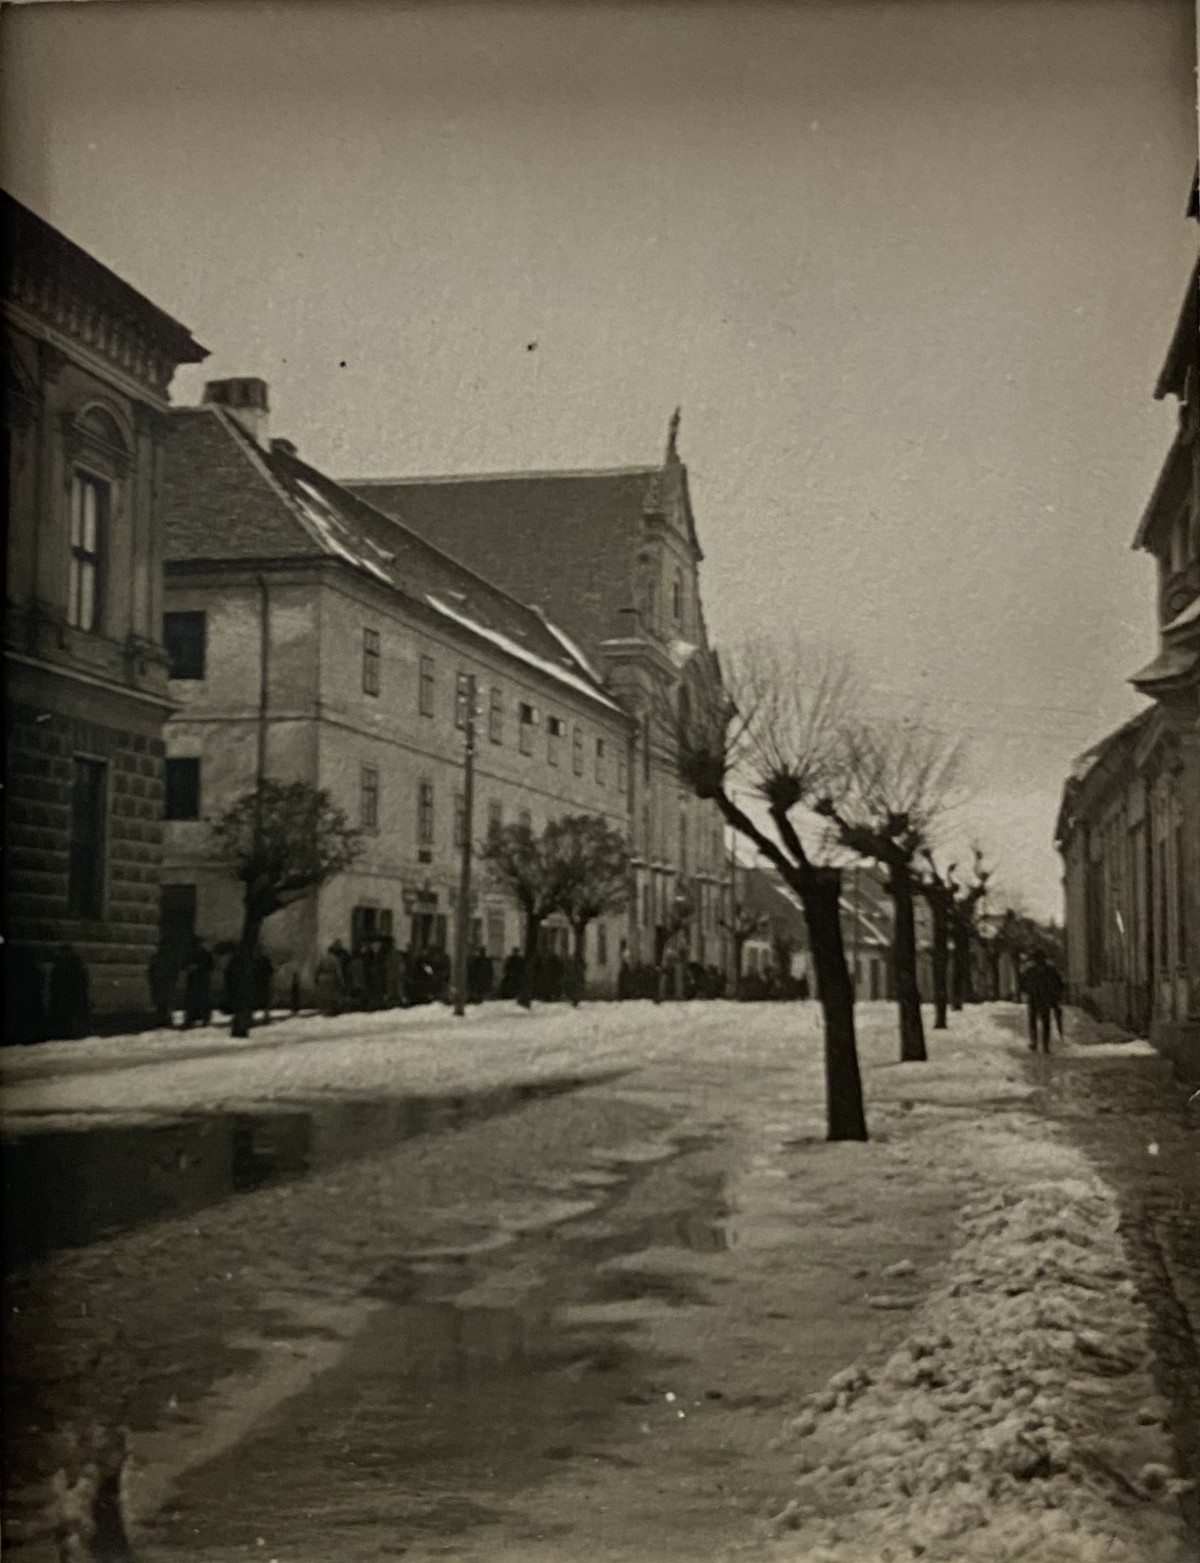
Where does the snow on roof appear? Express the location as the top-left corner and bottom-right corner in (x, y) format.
(538, 612), (606, 686)
(291, 477), (392, 585)
(425, 593), (624, 714)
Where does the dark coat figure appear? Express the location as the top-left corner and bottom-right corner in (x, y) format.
(1021, 951), (1064, 1054)
(429, 947), (451, 1004)
(500, 948), (524, 1001)
(796, 973), (812, 1002)
(468, 948), (494, 1005)
(147, 945), (179, 1028)
(183, 942), (215, 1028)
(47, 944), (90, 1040)
(314, 944), (345, 1015)
(253, 950), (274, 1023)
(3, 944), (47, 1045)
(364, 939), (391, 1010)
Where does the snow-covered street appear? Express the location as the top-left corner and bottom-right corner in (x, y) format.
(2, 1001), (1197, 1562)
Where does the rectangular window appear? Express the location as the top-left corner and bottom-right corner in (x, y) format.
(595, 738), (606, 784)
(454, 792), (466, 849)
(519, 702), (535, 756)
(573, 725), (584, 776)
(455, 671), (472, 731)
(362, 628), (381, 696)
(417, 779), (435, 846)
(419, 654), (436, 717)
(68, 472), (107, 632)
(360, 765), (380, 831)
(487, 799), (503, 838)
(617, 749), (628, 795)
(164, 757), (201, 821)
(163, 611), (207, 680)
(67, 756), (106, 918)
(547, 714), (563, 766)
(489, 686), (504, 744)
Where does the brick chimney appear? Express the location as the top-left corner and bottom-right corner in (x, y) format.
(202, 377), (269, 446)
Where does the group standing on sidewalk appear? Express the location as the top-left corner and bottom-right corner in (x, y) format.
(1020, 948), (1065, 1054)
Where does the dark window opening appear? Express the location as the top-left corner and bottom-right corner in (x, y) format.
(164, 611), (207, 680)
(68, 472), (107, 633)
(362, 628), (381, 696)
(165, 757), (201, 821)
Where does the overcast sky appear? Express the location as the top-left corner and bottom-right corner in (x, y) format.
(2, 0), (1196, 917)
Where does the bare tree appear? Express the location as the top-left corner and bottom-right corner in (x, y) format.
(816, 722), (964, 1063)
(947, 851), (990, 1010)
(546, 814), (631, 1005)
(717, 900), (765, 1000)
(674, 639), (868, 1141)
(478, 820), (568, 1008)
(211, 780), (361, 1037)
(917, 853), (955, 1030)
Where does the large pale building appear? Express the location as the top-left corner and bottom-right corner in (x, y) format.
(347, 413), (731, 973)
(1057, 179), (1199, 1076)
(3, 193), (207, 1018)
(160, 379), (643, 994)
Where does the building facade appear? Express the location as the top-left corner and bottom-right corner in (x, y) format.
(347, 412), (732, 977)
(160, 380), (634, 995)
(3, 193), (207, 1018)
(1057, 183), (1200, 1076)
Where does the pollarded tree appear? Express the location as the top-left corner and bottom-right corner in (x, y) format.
(545, 814), (631, 1005)
(674, 639), (868, 1141)
(816, 721), (964, 1063)
(478, 820), (571, 1008)
(719, 901), (767, 1000)
(947, 852), (990, 1009)
(917, 852), (956, 1031)
(211, 779), (362, 1037)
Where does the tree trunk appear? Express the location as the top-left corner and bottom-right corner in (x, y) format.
(928, 893), (950, 1030)
(230, 906), (263, 1038)
(797, 866), (869, 1142)
(518, 912), (541, 1009)
(890, 862), (926, 1062)
(950, 917), (967, 1011)
(570, 922), (587, 1007)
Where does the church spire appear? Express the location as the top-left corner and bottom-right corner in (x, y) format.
(666, 406), (681, 463)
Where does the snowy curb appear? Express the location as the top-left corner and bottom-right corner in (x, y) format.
(766, 1125), (1192, 1563)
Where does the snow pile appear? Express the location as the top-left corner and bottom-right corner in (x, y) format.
(769, 1161), (1192, 1563)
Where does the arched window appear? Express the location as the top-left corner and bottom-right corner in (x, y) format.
(79, 405), (127, 449)
(672, 569), (684, 622)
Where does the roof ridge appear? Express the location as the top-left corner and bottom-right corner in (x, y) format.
(344, 464), (660, 487)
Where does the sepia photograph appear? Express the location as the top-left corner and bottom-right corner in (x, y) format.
(1, 1), (1198, 1559)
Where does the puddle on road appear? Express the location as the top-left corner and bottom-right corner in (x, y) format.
(143, 1146), (736, 1559)
(0, 1074), (615, 1271)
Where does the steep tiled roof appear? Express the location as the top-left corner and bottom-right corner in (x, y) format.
(163, 410), (623, 714)
(344, 468), (662, 661)
(1154, 258), (1198, 402)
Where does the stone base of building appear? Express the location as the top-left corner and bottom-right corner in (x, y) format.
(5, 672), (167, 1022)
(1149, 1018), (1200, 1083)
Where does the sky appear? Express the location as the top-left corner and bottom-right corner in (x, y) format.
(2, 0), (1196, 918)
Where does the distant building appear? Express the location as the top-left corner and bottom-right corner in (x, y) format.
(734, 860), (901, 1001)
(1057, 177), (1199, 1075)
(3, 192), (207, 1017)
(345, 411), (731, 974)
(159, 379), (636, 994)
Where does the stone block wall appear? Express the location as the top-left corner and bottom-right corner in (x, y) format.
(5, 699), (164, 1020)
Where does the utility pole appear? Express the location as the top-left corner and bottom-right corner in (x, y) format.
(452, 674), (477, 1017)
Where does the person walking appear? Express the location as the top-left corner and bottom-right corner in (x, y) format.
(147, 943), (179, 1029)
(314, 943), (345, 1016)
(47, 944), (90, 1040)
(182, 940), (215, 1029)
(1021, 948), (1061, 1055)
